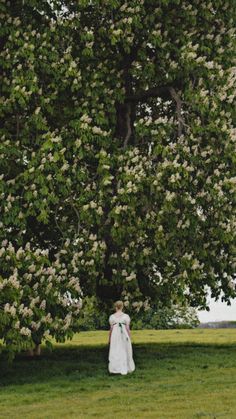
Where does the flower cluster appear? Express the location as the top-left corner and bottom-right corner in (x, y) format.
(0, 241), (82, 356)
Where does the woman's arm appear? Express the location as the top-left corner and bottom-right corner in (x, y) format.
(109, 325), (113, 343)
(125, 315), (131, 337)
(125, 323), (131, 338)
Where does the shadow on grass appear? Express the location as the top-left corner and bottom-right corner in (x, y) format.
(1, 341), (236, 388)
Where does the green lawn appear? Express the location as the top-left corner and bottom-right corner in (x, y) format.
(1, 329), (236, 419)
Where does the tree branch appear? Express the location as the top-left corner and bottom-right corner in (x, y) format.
(123, 103), (132, 149)
(125, 84), (172, 103)
(169, 87), (185, 137)
(16, 114), (20, 139)
(55, 205), (66, 239)
(70, 201), (82, 237)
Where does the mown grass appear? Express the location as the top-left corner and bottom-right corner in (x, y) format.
(1, 329), (236, 419)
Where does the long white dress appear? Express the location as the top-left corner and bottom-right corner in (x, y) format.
(108, 313), (135, 375)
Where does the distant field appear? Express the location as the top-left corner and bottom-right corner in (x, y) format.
(1, 329), (236, 419)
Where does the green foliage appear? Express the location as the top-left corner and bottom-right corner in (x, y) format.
(131, 305), (200, 330)
(77, 297), (199, 330)
(0, 242), (82, 359)
(77, 296), (108, 331)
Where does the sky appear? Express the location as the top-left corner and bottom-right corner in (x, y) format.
(198, 297), (236, 323)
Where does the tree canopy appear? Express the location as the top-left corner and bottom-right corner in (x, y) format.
(0, 0), (235, 355)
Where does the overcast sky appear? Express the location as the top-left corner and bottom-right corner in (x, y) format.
(198, 298), (236, 322)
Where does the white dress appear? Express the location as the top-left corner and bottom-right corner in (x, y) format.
(108, 313), (135, 375)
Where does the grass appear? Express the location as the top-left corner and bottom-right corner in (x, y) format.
(1, 329), (236, 419)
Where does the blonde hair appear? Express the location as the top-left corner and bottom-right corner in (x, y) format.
(114, 300), (124, 310)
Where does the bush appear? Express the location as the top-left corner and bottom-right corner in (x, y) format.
(77, 297), (108, 331)
(131, 305), (200, 330)
(77, 298), (199, 331)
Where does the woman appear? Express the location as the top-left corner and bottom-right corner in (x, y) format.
(108, 300), (135, 375)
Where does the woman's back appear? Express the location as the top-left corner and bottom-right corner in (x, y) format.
(109, 312), (130, 325)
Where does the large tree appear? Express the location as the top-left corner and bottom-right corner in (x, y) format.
(0, 0), (235, 354)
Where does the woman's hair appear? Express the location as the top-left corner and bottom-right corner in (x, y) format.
(114, 300), (124, 310)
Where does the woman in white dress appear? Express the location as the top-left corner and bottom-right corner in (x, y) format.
(108, 300), (135, 375)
